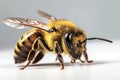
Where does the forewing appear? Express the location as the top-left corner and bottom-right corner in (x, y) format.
(37, 10), (57, 20)
(3, 17), (49, 31)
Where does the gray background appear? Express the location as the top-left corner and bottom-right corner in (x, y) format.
(0, 0), (120, 49)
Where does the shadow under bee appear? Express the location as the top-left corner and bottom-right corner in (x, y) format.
(18, 60), (119, 69)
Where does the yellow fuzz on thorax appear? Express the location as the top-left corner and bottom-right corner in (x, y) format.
(47, 20), (77, 29)
(45, 20), (78, 50)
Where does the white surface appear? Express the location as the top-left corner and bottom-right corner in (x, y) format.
(0, 40), (120, 80)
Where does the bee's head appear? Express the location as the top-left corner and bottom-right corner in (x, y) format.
(64, 29), (87, 59)
(64, 29), (112, 59)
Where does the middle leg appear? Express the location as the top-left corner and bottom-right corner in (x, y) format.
(54, 42), (64, 69)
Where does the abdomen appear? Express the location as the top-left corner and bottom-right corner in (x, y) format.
(14, 28), (44, 63)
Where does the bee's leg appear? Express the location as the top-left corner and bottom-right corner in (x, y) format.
(79, 59), (85, 63)
(20, 62), (31, 70)
(78, 52), (85, 63)
(54, 42), (64, 70)
(71, 58), (76, 63)
(57, 54), (64, 70)
(32, 37), (45, 64)
(55, 57), (58, 61)
(20, 50), (36, 70)
(83, 51), (93, 63)
(32, 50), (44, 64)
(20, 37), (45, 70)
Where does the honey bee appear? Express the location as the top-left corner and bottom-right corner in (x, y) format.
(3, 10), (113, 70)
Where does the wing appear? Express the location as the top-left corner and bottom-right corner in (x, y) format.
(37, 10), (57, 20)
(3, 17), (50, 32)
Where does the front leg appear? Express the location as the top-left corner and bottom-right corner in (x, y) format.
(54, 42), (64, 70)
(83, 51), (93, 63)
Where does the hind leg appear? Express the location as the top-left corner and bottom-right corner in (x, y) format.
(32, 50), (44, 64)
(20, 37), (45, 70)
(20, 50), (36, 70)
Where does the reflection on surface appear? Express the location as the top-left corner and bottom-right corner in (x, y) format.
(18, 60), (117, 68)
(16, 63), (91, 80)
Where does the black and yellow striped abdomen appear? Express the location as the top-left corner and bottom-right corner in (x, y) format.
(14, 28), (45, 63)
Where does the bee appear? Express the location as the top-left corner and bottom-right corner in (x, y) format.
(3, 10), (113, 70)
